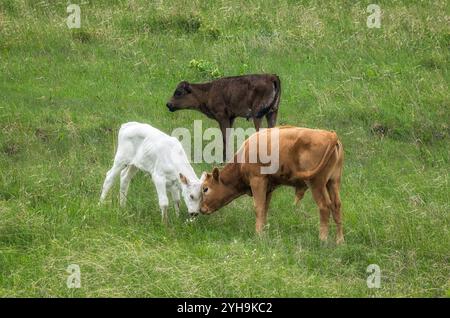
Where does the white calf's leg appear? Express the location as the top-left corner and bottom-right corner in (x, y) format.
(153, 175), (169, 224)
(119, 165), (138, 207)
(168, 185), (181, 217)
(100, 162), (125, 203)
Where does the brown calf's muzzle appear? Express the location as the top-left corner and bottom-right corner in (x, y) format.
(200, 193), (224, 214)
(200, 204), (212, 214)
(200, 192), (221, 214)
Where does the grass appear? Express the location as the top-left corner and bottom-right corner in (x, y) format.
(0, 0), (449, 297)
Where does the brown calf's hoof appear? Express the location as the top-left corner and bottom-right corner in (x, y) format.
(336, 237), (345, 245)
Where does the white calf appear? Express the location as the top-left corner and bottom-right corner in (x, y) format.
(99, 122), (203, 222)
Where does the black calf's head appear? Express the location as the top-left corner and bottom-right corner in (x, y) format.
(166, 81), (199, 112)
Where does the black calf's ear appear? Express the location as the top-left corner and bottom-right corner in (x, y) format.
(182, 81), (192, 93)
(212, 167), (220, 181)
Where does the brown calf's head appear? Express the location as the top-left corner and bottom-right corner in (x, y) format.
(199, 167), (234, 214)
(166, 81), (198, 112)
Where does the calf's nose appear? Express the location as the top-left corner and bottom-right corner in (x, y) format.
(166, 102), (176, 112)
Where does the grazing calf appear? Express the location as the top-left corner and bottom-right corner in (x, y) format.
(99, 122), (203, 222)
(199, 126), (344, 244)
(166, 74), (281, 160)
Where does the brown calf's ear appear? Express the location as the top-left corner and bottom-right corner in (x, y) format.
(212, 167), (220, 181)
(180, 173), (189, 185)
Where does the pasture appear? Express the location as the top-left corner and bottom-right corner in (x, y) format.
(0, 0), (449, 297)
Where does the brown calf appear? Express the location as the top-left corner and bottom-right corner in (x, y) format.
(199, 126), (344, 244)
(166, 74), (281, 160)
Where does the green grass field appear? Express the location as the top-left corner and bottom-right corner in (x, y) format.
(0, 0), (449, 297)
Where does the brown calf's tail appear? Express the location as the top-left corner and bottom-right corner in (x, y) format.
(296, 132), (339, 180)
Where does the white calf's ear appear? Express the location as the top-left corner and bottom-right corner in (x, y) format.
(200, 172), (207, 182)
(180, 173), (189, 185)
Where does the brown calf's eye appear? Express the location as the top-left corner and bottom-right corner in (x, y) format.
(203, 187), (208, 193)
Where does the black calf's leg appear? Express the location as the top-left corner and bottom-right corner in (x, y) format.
(266, 110), (278, 128)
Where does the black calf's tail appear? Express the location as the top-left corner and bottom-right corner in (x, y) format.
(255, 75), (281, 118)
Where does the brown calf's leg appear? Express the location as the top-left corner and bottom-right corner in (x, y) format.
(294, 185), (308, 205)
(250, 177), (269, 234)
(265, 191), (273, 215)
(294, 185), (309, 218)
(327, 179), (344, 244)
(311, 186), (332, 243)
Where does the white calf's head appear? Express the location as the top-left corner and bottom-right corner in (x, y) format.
(179, 173), (203, 217)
